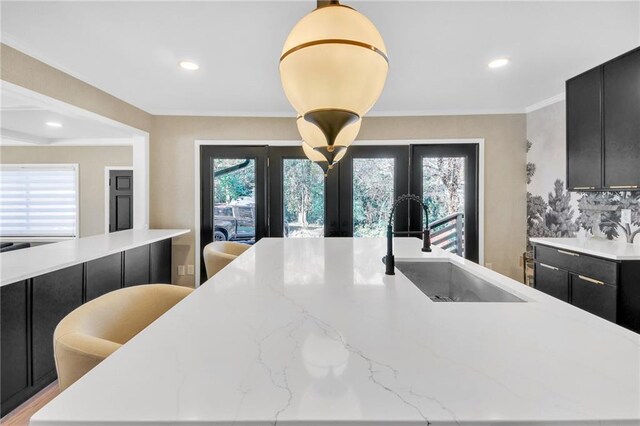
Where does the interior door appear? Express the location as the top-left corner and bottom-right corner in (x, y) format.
(338, 145), (410, 237)
(200, 146), (267, 282)
(410, 144), (479, 262)
(109, 170), (133, 232)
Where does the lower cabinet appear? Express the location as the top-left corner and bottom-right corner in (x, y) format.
(570, 273), (616, 322)
(533, 263), (569, 302)
(32, 265), (84, 384)
(0, 238), (173, 416)
(150, 239), (172, 283)
(86, 253), (123, 301)
(533, 243), (639, 333)
(124, 245), (150, 287)
(1, 281), (28, 416)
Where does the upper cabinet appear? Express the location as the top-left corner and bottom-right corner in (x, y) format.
(566, 47), (640, 191)
(603, 48), (640, 189)
(566, 67), (602, 190)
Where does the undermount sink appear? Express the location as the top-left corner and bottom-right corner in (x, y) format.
(396, 261), (525, 303)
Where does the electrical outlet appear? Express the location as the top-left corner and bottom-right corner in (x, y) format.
(621, 209), (632, 225)
(187, 265), (194, 275)
(177, 265), (186, 276)
(485, 262), (493, 270)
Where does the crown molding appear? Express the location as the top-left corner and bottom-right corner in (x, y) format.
(524, 92), (565, 114)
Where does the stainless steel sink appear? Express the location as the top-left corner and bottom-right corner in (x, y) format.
(396, 261), (525, 303)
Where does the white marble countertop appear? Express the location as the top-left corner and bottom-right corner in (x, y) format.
(530, 237), (640, 260)
(31, 238), (640, 425)
(0, 229), (189, 286)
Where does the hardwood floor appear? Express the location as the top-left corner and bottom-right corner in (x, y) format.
(1, 383), (59, 426)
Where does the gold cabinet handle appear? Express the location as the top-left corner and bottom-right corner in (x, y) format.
(608, 185), (639, 189)
(578, 275), (604, 285)
(573, 186), (595, 190)
(539, 263), (559, 271)
(558, 249), (579, 257)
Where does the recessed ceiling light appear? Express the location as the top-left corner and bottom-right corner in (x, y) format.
(488, 58), (510, 69)
(46, 121), (63, 128)
(179, 61), (199, 71)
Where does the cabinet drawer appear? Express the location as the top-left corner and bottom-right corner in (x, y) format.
(534, 245), (618, 284)
(534, 262), (569, 302)
(571, 273), (617, 322)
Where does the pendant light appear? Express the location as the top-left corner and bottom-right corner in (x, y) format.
(302, 142), (347, 175)
(297, 116), (361, 165)
(280, 0), (388, 158)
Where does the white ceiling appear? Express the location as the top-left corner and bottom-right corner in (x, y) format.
(1, 1), (639, 116)
(1, 89), (137, 144)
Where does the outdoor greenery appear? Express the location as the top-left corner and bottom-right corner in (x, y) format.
(352, 158), (395, 237)
(213, 159), (255, 204)
(212, 155), (469, 240)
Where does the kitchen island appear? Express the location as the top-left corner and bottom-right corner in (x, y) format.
(31, 238), (640, 425)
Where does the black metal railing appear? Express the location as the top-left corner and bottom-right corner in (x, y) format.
(429, 212), (464, 256)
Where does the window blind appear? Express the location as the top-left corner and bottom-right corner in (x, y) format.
(0, 165), (79, 238)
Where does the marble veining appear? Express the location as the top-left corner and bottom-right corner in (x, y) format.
(31, 238), (640, 425)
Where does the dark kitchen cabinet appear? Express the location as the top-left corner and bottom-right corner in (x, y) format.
(532, 243), (640, 333)
(1, 281), (29, 416)
(86, 253), (123, 301)
(124, 245), (150, 287)
(603, 48), (640, 189)
(566, 67), (602, 190)
(32, 265), (83, 384)
(570, 273), (617, 322)
(0, 238), (174, 416)
(150, 239), (172, 283)
(534, 262), (569, 302)
(566, 46), (640, 191)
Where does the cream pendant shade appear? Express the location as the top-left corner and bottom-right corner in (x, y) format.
(280, 5), (388, 117)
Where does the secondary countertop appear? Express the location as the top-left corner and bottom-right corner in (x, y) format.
(530, 237), (640, 260)
(0, 229), (189, 287)
(31, 238), (640, 425)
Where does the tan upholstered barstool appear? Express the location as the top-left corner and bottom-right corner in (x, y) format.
(53, 284), (193, 391)
(203, 241), (250, 279)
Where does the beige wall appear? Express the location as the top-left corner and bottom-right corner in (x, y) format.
(151, 114), (527, 285)
(0, 146), (133, 237)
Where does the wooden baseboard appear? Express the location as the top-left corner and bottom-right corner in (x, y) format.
(0, 382), (59, 426)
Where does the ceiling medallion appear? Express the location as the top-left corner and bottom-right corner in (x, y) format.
(280, 0), (388, 173)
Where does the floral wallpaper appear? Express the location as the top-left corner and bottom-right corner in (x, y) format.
(526, 100), (640, 246)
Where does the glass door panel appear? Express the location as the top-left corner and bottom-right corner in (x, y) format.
(352, 158), (395, 237)
(339, 146), (409, 237)
(200, 146), (267, 283)
(213, 158), (256, 243)
(282, 158), (325, 238)
(422, 156), (465, 255)
(411, 144), (478, 262)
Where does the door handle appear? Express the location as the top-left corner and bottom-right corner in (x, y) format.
(573, 186), (595, 190)
(578, 275), (604, 285)
(608, 185), (639, 189)
(539, 263), (559, 271)
(557, 249), (579, 257)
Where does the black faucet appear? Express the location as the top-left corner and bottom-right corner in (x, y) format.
(384, 194), (432, 275)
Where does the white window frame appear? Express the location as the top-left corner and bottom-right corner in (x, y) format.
(0, 164), (80, 242)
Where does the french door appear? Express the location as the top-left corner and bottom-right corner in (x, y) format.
(410, 144), (479, 262)
(199, 146), (267, 277)
(200, 143), (479, 282)
(338, 146), (409, 237)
